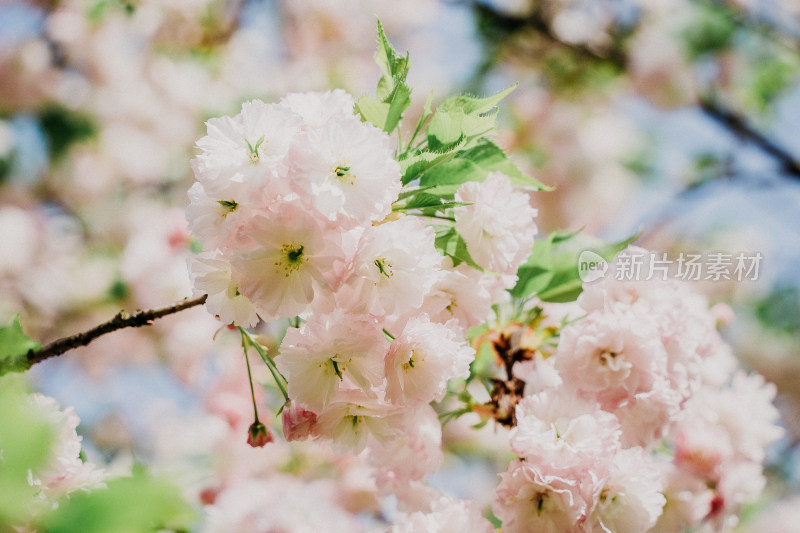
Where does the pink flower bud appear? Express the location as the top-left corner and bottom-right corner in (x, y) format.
(282, 401), (318, 442)
(247, 421), (273, 448)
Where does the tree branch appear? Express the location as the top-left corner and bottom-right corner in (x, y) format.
(5, 294), (208, 374)
(469, 1), (800, 180)
(698, 97), (800, 176)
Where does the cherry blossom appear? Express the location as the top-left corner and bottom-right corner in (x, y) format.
(454, 171), (538, 275)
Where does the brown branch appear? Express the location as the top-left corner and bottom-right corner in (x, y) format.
(698, 98), (800, 177)
(470, 2), (628, 69)
(701, 0), (800, 55)
(470, 0), (800, 180)
(5, 294), (208, 374)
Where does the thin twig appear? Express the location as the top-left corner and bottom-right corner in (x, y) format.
(11, 294), (208, 372)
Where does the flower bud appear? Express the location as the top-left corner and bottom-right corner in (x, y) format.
(247, 421), (273, 447)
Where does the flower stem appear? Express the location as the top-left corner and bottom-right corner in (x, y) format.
(238, 327), (289, 402)
(241, 333), (260, 423)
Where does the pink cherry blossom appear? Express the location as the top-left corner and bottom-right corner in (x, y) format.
(368, 405), (444, 492)
(276, 310), (388, 411)
(454, 171), (538, 275)
(189, 251), (261, 328)
(27, 394), (108, 502)
(419, 261), (497, 330)
(229, 199), (342, 321)
(191, 100), (301, 197)
(282, 401), (319, 442)
(510, 389), (621, 473)
(493, 459), (587, 533)
(314, 390), (401, 454)
(653, 463), (714, 533)
(185, 181), (257, 251)
(390, 494), (496, 533)
(555, 303), (668, 410)
(384, 315), (474, 406)
(289, 114), (401, 227)
(341, 216), (442, 317)
(583, 447), (666, 533)
(202, 476), (370, 533)
(280, 89), (356, 129)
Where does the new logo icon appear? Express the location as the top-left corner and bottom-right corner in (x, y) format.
(578, 250), (608, 283)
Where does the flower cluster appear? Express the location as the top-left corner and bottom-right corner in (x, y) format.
(492, 249), (783, 532)
(187, 90), (538, 494)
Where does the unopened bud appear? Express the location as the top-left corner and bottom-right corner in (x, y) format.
(247, 421), (273, 448)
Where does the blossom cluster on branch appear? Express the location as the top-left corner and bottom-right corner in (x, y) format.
(185, 81), (538, 496)
(0, 16), (790, 533)
(489, 249), (783, 532)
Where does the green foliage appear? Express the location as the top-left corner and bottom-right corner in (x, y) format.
(682, 2), (738, 59)
(0, 315), (39, 374)
(358, 20), (547, 236)
(746, 55), (796, 112)
(355, 21), (412, 133)
(0, 154), (12, 183)
(0, 377), (55, 527)
(86, 0), (137, 23)
(418, 140), (551, 190)
(540, 47), (622, 95)
(400, 150), (455, 185)
(434, 226), (481, 269)
(511, 230), (638, 303)
(400, 103), (549, 190)
(356, 21), (550, 285)
(37, 104), (97, 161)
(690, 152), (729, 187)
(425, 86), (515, 152)
(755, 285), (800, 335)
(40, 467), (196, 533)
(107, 278), (131, 302)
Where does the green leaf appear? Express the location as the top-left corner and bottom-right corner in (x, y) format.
(407, 90), (435, 149)
(357, 20), (412, 133)
(356, 84), (411, 134)
(355, 95), (389, 130)
(0, 315), (40, 373)
(396, 185), (436, 201)
(747, 56), (795, 112)
(405, 192), (447, 210)
(393, 186), (469, 212)
(400, 150), (459, 185)
(383, 81), (412, 133)
(426, 86), (515, 151)
(510, 233), (556, 299)
(511, 231), (639, 302)
(375, 20), (409, 96)
(41, 467), (196, 533)
(419, 140), (551, 190)
(434, 226), (481, 268)
(682, 2), (737, 59)
(468, 332), (495, 383)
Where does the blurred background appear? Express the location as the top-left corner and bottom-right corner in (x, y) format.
(1, 0), (800, 529)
